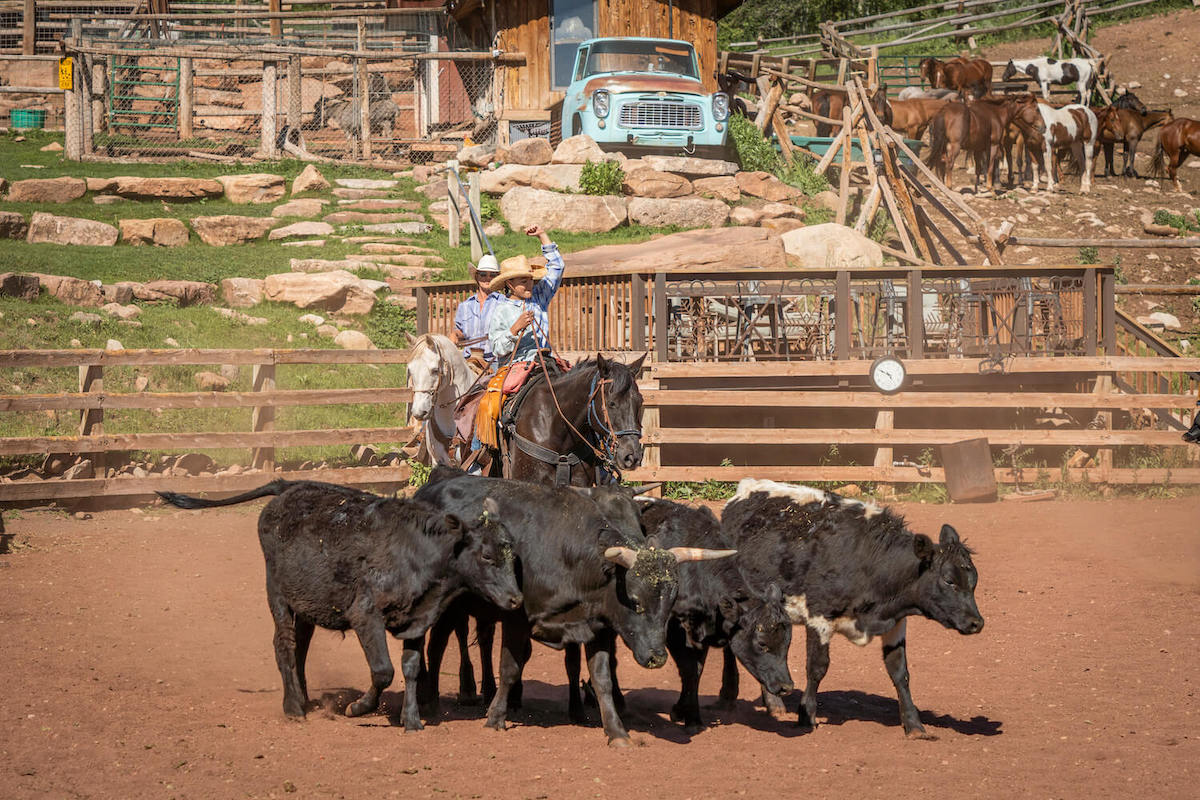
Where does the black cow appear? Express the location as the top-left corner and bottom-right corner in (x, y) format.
(720, 478), (984, 739)
(157, 479), (522, 731)
(414, 468), (734, 746)
(633, 498), (794, 733)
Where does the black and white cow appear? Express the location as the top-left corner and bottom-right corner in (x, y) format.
(720, 478), (984, 739)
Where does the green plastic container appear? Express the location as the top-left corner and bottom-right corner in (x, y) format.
(11, 109), (47, 130)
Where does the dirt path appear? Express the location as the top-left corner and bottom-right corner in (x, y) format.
(1, 496), (1197, 799)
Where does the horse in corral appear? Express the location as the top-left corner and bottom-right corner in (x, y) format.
(920, 56), (993, 99)
(1095, 106), (1173, 177)
(1003, 57), (1099, 104)
(1151, 117), (1200, 192)
(1031, 103), (1099, 193)
(926, 94), (1035, 193)
(406, 332), (477, 466)
(812, 84), (892, 137)
(997, 93), (1046, 188)
(1112, 88), (1149, 115)
(889, 96), (952, 140)
(897, 86), (957, 100)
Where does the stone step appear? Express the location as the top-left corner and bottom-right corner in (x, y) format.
(346, 253), (445, 267)
(340, 235), (415, 244)
(335, 198), (422, 211)
(334, 178), (398, 190)
(359, 243), (438, 255)
(331, 188), (393, 200)
(323, 211), (426, 225)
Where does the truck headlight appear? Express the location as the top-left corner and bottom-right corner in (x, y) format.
(592, 89), (610, 119)
(712, 92), (730, 121)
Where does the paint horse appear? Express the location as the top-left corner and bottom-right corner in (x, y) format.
(1151, 117), (1200, 192)
(920, 56), (993, 99)
(1031, 103), (1099, 194)
(1002, 58), (1099, 104)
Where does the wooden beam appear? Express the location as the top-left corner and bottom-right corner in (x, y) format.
(648, 356), (1200, 378)
(0, 387), (412, 412)
(0, 348), (412, 368)
(1007, 236), (1200, 249)
(637, 390), (1199, 410)
(0, 427), (417, 457)
(22, 0), (35, 55)
(647, 428), (1188, 447)
(624, 465), (1200, 486)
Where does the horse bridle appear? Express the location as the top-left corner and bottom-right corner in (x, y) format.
(586, 373), (642, 470)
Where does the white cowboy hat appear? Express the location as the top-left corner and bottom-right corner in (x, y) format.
(473, 254), (500, 274)
(486, 254), (547, 293)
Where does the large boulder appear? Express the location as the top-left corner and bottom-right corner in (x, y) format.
(217, 173), (286, 204)
(566, 226), (787, 272)
(0, 211), (29, 239)
(456, 144), (495, 168)
(507, 137), (554, 166)
(190, 215), (277, 245)
(119, 218), (189, 247)
(622, 167), (693, 198)
(291, 164), (330, 194)
(112, 176), (224, 200)
(30, 273), (104, 306)
(26, 213), (119, 246)
(221, 277), (264, 308)
(480, 164), (536, 194)
(530, 164), (585, 193)
(626, 197), (729, 228)
(142, 280), (216, 307)
(780, 223), (883, 268)
(0, 272), (41, 301)
(7, 177), (87, 203)
(271, 199), (326, 218)
(500, 186), (625, 233)
(552, 134), (606, 164)
(86, 177), (118, 194)
(262, 270), (376, 315)
(642, 156), (740, 177)
(692, 176), (740, 203)
(269, 221), (333, 240)
(730, 206), (762, 226)
(334, 330), (376, 350)
(735, 171), (803, 202)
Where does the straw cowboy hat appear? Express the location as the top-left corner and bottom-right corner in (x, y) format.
(472, 254), (500, 274)
(486, 254), (546, 293)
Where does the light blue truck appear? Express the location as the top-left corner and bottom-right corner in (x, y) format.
(560, 37), (731, 158)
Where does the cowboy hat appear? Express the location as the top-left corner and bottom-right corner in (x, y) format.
(486, 254), (546, 293)
(472, 254), (500, 274)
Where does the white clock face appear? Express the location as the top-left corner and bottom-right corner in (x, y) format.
(872, 358), (905, 393)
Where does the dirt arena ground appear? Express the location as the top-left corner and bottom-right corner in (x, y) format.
(1, 495), (1197, 799)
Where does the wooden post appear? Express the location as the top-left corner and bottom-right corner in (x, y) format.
(251, 364), (276, 471)
(835, 107), (852, 226)
(641, 378), (661, 494)
(269, 0), (282, 38)
(415, 286), (429, 335)
(357, 19), (371, 160)
(179, 56), (193, 140)
(468, 170), (483, 263)
(79, 364), (104, 477)
(1093, 373), (1113, 481)
(907, 268), (924, 358)
(79, 52), (93, 156)
(447, 165), (460, 248)
(22, 0), (35, 55)
(835, 270), (851, 359)
(287, 55), (302, 133)
(654, 272), (668, 364)
(91, 57), (106, 135)
(261, 61), (278, 157)
(1083, 267), (1098, 356)
(1100, 270), (1116, 355)
(873, 409), (894, 473)
(631, 272), (646, 352)
(63, 19), (82, 161)
(772, 110), (795, 165)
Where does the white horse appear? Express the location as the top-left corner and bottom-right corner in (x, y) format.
(1003, 57), (1098, 103)
(405, 332), (476, 466)
(897, 86), (957, 100)
(1031, 103), (1098, 194)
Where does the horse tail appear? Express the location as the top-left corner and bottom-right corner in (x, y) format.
(928, 110), (949, 170)
(157, 479), (291, 510)
(1150, 137), (1166, 178)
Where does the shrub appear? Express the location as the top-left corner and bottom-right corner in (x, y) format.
(1077, 245), (1099, 265)
(778, 155), (831, 196)
(579, 159), (624, 195)
(729, 113), (780, 173)
(364, 302), (416, 350)
(477, 193), (501, 221)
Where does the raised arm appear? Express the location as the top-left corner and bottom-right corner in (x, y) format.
(527, 225), (565, 308)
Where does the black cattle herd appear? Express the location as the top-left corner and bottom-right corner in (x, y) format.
(160, 469), (984, 747)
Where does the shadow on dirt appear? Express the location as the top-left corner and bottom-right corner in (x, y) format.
(799, 689), (1003, 737)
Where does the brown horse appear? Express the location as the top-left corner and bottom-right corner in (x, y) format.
(1150, 117), (1200, 192)
(1095, 106), (1173, 177)
(812, 84), (892, 137)
(889, 97), (951, 139)
(927, 94), (1037, 192)
(920, 56), (993, 99)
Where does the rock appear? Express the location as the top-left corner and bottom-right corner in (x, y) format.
(217, 173), (286, 204)
(174, 453), (216, 475)
(69, 311), (102, 325)
(1148, 311), (1183, 331)
(0, 272), (40, 301)
(552, 134), (606, 164)
(164, 337), (179, 347)
(506, 137), (554, 166)
(62, 460), (94, 480)
(359, 243), (437, 255)
(626, 197), (729, 228)
(838, 483), (862, 498)
(271, 199), (327, 218)
(262, 270), (376, 315)
(760, 217), (806, 234)
(92, 195), (128, 206)
(1128, 80), (1142, 89)
(500, 187), (626, 233)
(33, 273), (104, 306)
(334, 330), (375, 349)
(142, 280), (215, 307)
(26, 213), (119, 246)
(7, 177), (87, 203)
(760, 202), (806, 219)
(112, 176), (224, 200)
(290, 258), (368, 273)
(190, 215), (277, 245)
(70, 338), (82, 347)
(87, 177), (118, 193)
(0, 211), (29, 239)
(194, 371), (231, 391)
(1173, 88), (1188, 98)
(119, 218), (189, 247)
(322, 211), (424, 225)
(566, 226), (787, 272)
(484, 220), (506, 237)
(730, 206), (762, 226)
(481, 164), (536, 194)
(218, 364), (240, 381)
(622, 167), (693, 198)
(530, 164), (585, 193)
(135, 374), (149, 392)
(221, 277), (264, 308)
(411, 165), (434, 183)
(40, 141), (64, 152)
(212, 307), (267, 325)
(384, 294), (416, 309)
(281, 239), (325, 248)
(116, 282), (174, 304)
(457, 144), (495, 168)
(692, 176), (740, 203)
(334, 178), (397, 190)
(641, 156), (740, 177)
(419, 180), (449, 200)
(269, 221), (333, 240)
(316, 324), (339, 338)
(736, 171), (802, 202)
(336, 199), (421, 211)
(298, 313), (325, 326)
(101, 302), (141, 320)
(358, 221), (432, 235)
(780, 223), (883, 268)
(291, 164), (330, 194)
(105, 339), (124, 352)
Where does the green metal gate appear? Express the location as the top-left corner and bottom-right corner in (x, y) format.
(107, 56), (180, 131)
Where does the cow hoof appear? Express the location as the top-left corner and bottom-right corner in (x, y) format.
(345, 699), (376, 718)
(707, 697), (737, 712)
(608, 736), (632, 749)
(905, 728), (938, 741)
(681, 721), (705, 736)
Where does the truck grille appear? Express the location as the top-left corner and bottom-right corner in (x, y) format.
(618, 101), (702, 130)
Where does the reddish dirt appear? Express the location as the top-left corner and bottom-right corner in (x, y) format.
(1, 496), (1197, 799)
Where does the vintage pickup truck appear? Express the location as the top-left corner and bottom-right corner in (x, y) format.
(560, 37), (731, 158)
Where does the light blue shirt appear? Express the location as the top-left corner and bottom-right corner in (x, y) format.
(488, 242), (565, 362)
(453, 290), (501, 360)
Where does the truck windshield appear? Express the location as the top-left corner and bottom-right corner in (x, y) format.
(583, 41), (698, 79)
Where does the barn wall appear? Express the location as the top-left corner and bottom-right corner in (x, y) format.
(495, 0), (552, 113)
(597, 0), (719, 92)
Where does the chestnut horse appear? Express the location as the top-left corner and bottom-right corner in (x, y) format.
(812, 85), (892, 137)
(889, 97), (951, 139)
(927, 94), (1037, 192)
(1151, 117), (1200, 192)
(1095, 106), (1173, 177)
(920, 56), (993, 99)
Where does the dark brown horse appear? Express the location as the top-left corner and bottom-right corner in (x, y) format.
(812, 84), (892, 137)
(927, 94), (1037, 192)
(921, 56), (993, 99)
(1095, 106), (1173, 177)
(1151, 117), (1200, 192)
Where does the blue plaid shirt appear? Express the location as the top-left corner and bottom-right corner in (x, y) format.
(488, 242), (565, 361)
(453, 290), (501, 360)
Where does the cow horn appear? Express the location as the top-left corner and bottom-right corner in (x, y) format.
(629, 482), (662, 496)
(668, 547), (738, 564)
(603, 546), (638, 569)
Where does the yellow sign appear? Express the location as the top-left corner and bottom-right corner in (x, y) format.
(58, 57), (73, 91)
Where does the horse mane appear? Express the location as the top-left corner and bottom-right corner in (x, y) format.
(563, 357), (637, 395)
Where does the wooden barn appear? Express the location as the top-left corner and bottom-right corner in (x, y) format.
(446, 0), (739, 144)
